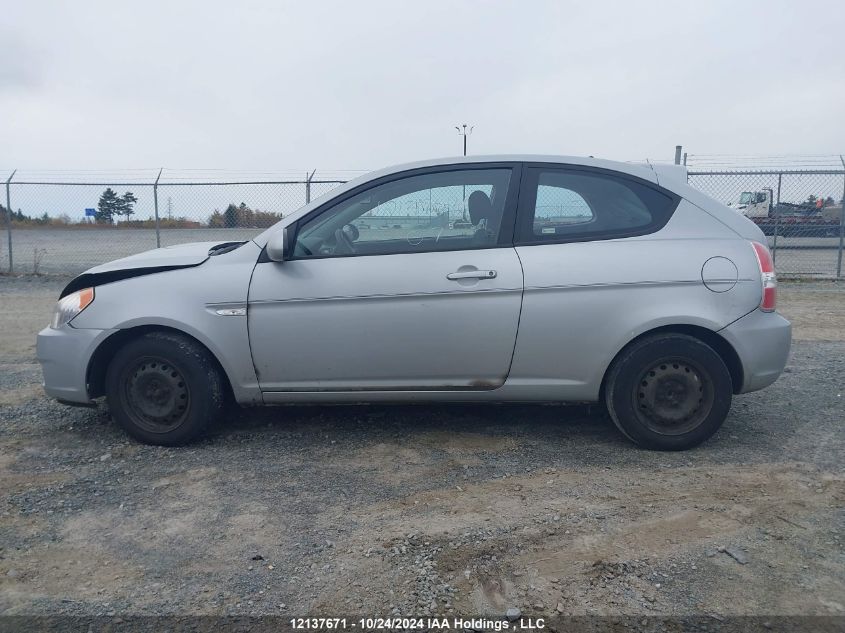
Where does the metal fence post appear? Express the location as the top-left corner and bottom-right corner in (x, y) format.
(305, 169), (315, 204)
(4, 169), (16, 273)
(674, 146), (682, 165)
(772, 173), (782, 265)
(837, 156), (845, 278)
(153, 168), (163, 248)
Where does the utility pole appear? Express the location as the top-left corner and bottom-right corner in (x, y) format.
(455, 124), (473, 156)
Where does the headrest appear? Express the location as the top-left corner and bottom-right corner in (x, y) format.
(467, 190), (493, 226)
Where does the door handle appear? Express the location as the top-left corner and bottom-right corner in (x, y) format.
(447, 269), (497, 281)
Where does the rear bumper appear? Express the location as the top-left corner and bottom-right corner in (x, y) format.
(36, 325), (117, 404)
(719, 309), (792, 393)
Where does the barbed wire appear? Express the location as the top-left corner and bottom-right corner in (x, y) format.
(1, 168), (370, 184)
(7, 157), (844, 179)
(686, 154), (844, 169)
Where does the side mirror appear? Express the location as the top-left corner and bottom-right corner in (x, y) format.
(266, 227), (291, 262)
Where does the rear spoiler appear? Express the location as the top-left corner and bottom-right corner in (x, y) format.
(648, 163), (688, 187)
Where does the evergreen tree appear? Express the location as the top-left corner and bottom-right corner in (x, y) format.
(97, 189), (138, 223)
(96, 188), (122, 224)
(117, 191), (138, 218)
(223, 203), (239, 228)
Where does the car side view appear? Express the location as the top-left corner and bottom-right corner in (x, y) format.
(36, 156), (792, 450)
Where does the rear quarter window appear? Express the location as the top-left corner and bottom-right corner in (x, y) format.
(516, 167), (679, 244)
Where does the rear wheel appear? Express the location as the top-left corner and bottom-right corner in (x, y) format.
(604, 334), (733, 450)
(105, 332), (226, 446)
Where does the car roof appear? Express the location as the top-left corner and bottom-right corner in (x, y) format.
(359, 154), (661, 183)
(254, 155), (681, 246)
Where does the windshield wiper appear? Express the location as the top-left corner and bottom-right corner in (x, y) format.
(208, 241), (246, 256)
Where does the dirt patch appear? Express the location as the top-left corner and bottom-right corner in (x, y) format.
(332, 431), (518, 484)
(307, 462), (844, 616)
(778, 281), (845, 340)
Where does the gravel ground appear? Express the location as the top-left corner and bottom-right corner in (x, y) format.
(0, 276), (844, 622)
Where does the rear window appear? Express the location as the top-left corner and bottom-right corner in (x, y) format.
(517, 168), (679, 243)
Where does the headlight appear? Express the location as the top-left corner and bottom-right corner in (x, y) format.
(50, 288), (95, 329)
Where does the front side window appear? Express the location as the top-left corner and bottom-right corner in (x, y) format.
(293, 168), (512, 258)
(517, 168), (678, 243)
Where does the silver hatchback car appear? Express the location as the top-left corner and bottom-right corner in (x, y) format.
(37, 156), (791, 450)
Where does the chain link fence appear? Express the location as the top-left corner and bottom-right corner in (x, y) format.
(2, 161), (844, 278)
(687, 166), (845, 278)
(1, 171), (352, 275)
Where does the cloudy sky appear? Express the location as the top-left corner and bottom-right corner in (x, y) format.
(2, 0), (844, 174)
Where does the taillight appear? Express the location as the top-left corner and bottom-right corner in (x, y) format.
(750, 241), (776, 312)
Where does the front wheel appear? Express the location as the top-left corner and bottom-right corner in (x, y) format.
(604, 334), (733, 450)
(105, 332), (226, 446)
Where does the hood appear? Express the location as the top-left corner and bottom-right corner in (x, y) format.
(83, 241), (221, 274)
(59, 241), (223, 298)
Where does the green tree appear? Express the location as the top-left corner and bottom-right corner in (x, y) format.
(117, 191), (138, 218)
(236, 202), (253, 227)
(96, 188), (138, 223)
(223, 203), (239, 228)
(221, 202), (259, 228)
(96, 188), (121, 223)
(208, 210), (225, 228)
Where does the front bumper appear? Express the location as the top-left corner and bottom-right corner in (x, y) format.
(719, 309), (792, 393)
(36, 325), (117, 404)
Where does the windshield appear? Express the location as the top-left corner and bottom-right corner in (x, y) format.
(739, 192), (754, 204)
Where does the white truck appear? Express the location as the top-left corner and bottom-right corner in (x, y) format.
(729, 189), (773, 218)
(727, 188), (841, 236)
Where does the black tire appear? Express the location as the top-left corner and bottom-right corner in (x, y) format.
(604, 334), (732, 451)
(105, 331), (226, 446)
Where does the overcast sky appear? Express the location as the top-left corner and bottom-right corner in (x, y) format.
(2, 0), (844, 174)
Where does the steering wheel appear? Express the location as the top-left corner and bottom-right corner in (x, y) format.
(333, 228), (356, 255)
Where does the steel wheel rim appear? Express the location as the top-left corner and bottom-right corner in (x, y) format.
(632, 357), (714, 435)
(120, 356), (190, 434)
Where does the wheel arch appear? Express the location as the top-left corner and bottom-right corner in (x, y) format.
(599, 324), (744, 400)
(86, 325), (234, 401)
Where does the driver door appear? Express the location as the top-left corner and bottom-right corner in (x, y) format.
(248, 164), (524, 392)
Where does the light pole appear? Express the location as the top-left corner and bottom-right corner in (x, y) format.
(455, 124), (474, 223)
(455, 124), (473, 156)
